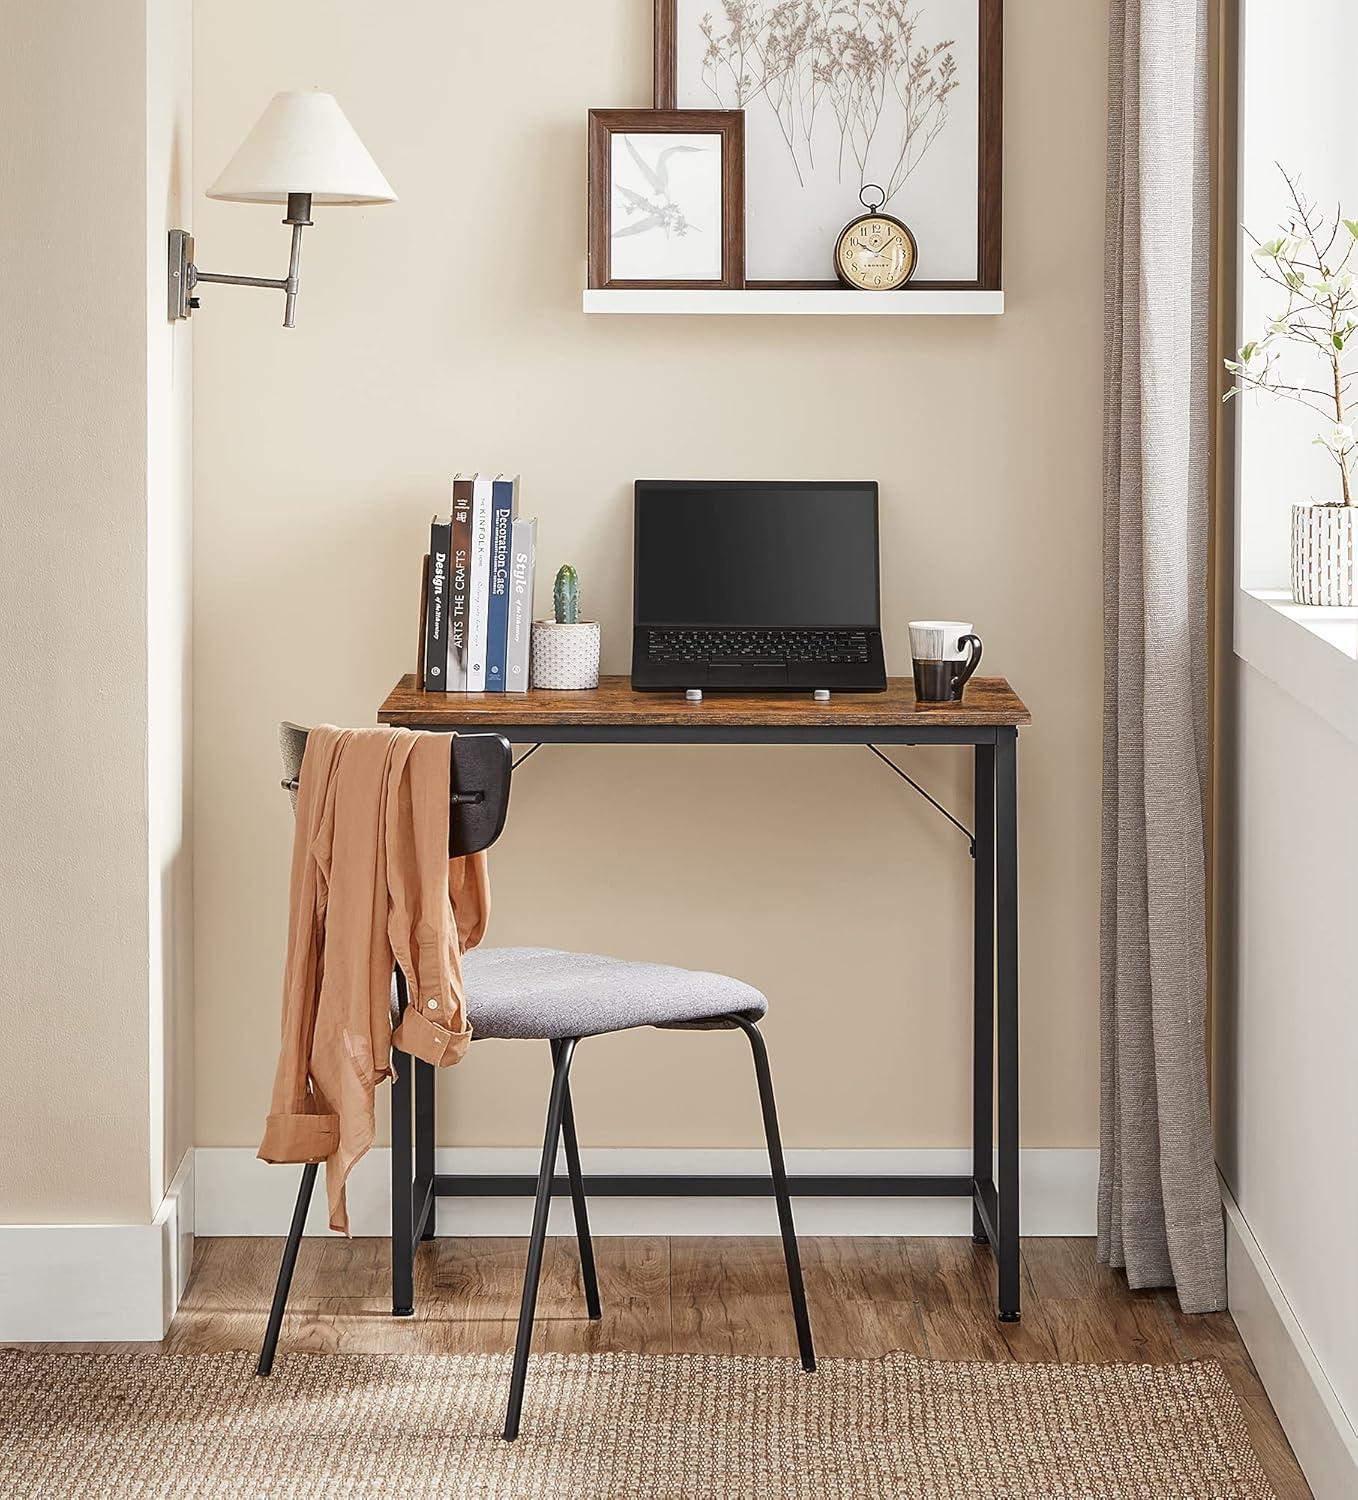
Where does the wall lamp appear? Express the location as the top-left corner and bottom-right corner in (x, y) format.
(168, 91), (396, 328)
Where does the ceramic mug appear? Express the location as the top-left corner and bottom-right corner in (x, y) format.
(908, 620), (983, 703)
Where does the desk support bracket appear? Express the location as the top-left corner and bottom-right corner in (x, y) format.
(509, 741), (974, 853)
(866, 744), (975, 856)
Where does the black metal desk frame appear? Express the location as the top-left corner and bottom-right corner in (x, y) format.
(389, 716), (1020, 1322)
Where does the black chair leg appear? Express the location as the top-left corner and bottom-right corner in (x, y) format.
(733, 1015), (816, 1372)
(505, 1036), (580, 1442)
(257, 1161), (318, 1376)
(552, 1039), (601, 1320)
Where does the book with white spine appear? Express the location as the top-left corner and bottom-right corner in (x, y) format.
(466, 474), (494, 691)
(505, 516), (537, 692)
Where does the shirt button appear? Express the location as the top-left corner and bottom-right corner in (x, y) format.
(426, 999), (439, 1010)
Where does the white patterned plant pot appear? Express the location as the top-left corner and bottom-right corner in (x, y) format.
(1291, 503), (1357, 606)
(531, 621), (600, 690)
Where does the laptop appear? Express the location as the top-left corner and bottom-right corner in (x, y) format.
(631, 480), (888, 693)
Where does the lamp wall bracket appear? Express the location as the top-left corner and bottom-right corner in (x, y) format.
(167, 229), (196, 321)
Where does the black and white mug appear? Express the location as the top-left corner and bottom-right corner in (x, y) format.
(909, 620), (983, 703)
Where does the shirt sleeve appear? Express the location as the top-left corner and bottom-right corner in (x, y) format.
(388, 734), (482, 1069)
(258, 732), (342, 1164)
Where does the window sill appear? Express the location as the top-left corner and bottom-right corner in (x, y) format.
(1235, 588), (1358, 745)
(1245, 590), (1358, 658)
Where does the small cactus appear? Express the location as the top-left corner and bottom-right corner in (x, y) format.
(554, 564), (580, 624)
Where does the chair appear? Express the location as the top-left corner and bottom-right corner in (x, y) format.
(258, 724), (815, 1441)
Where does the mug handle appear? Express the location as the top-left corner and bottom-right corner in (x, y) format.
(954, 634), (983, 689)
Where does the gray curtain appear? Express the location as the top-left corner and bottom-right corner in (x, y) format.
(1099, 0), (1225, 1313)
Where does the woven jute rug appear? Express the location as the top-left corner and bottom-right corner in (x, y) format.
(0, 1348), (1272, 1499)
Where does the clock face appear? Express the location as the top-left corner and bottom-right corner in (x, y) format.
(835, 215), (917, 290)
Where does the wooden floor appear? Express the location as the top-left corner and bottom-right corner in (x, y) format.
(35, 1235), (1312, 1497)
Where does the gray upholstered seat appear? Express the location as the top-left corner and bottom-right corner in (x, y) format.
(462, 947), (767, 1041)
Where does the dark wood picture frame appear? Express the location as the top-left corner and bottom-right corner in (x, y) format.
(588, 108), (745, 290)
(654, 0), (1002, 292)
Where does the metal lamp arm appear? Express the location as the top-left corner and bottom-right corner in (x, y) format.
(169, 192), (312, 328)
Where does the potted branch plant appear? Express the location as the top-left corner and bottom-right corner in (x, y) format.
(1227, 168), (1358, 606)
(531, 564), (600, 690)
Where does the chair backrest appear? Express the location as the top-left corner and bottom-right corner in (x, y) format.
(278, 723), (512, 857)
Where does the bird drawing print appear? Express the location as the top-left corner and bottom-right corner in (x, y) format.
(612, 137), (706, 242)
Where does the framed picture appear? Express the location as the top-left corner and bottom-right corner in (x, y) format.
(654, 0), (1002, 290)
(588, 109), (745, 289)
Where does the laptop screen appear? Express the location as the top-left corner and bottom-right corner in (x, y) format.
(634, 481), (880, 628)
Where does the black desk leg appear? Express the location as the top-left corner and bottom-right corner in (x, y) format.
(995, 728), (1021, 1322)
(972, 743), (995, 1244)
(416, 1059), (436, 1241)
(392, 972), (415, 1317)
(392, 1050), (415, 1314)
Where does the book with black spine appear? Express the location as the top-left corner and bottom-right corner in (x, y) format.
(422, 513), (452, 691)
(448, 475), (474, 690)
(416, 553), (429, 682)
(466, 474), (494, 691)
(485, 475), (520, 692)
(505, 516), (537, 692)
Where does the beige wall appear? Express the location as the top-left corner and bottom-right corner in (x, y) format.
(0, 0), (194, 1222)
(193, 0), (1108, 1152)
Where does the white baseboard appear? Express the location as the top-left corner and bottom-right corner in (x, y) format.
(196, 1146), (1097, 1238)
(1222, 1181), (1358, 1499)
(0, 1151), (195, 1343)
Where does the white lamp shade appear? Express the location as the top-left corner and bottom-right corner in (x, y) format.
(207, 91), (396, 206)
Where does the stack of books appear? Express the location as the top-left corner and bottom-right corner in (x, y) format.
(422, 474), (537, 692)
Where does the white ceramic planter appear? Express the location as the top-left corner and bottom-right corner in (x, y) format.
(531, 621), (600, 690)
(1292, 503), (1357, 606)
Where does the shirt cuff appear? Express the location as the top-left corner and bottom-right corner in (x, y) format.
(392, 1003), (472, 1067)
(258, 1111), (339, 1164)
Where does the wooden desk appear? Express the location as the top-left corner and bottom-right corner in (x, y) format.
(379, 674), (1028, 1322)
(381, 673), (1030, 738)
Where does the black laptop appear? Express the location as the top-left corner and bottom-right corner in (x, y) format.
(631, 480), (888, 693)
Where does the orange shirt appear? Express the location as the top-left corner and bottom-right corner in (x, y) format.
(258, 726), (489, 1232)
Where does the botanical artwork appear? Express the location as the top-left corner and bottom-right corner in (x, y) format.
(609, 131), (724, 281)
(672, 0), (980, 281)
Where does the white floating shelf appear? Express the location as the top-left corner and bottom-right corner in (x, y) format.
(583, 288), (1003, 316)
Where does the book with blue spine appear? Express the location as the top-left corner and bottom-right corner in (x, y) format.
(485, 475), (520, 691)
(466, 474), (494, 690)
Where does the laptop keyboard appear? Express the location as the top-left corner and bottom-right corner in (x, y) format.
(647, 628), (871, 664)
